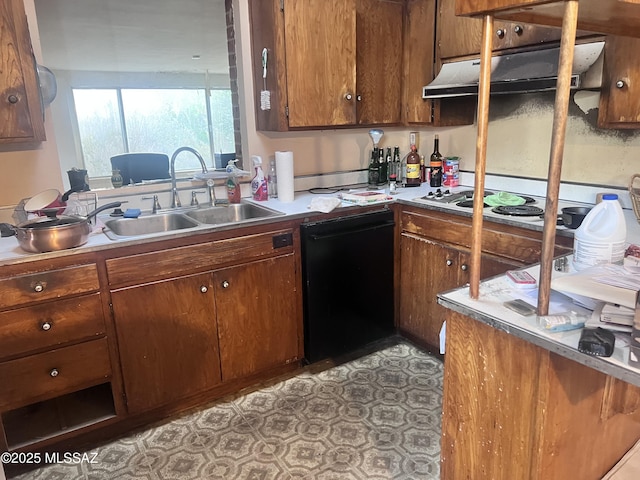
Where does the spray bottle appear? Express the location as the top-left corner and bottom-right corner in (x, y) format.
(251, 155), (268, 201)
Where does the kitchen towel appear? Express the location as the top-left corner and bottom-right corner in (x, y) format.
(275, 151), (295, 202)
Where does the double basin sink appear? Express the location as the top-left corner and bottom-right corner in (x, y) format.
(102, 201), (284, 240)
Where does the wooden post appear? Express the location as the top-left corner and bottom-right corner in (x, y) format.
(537, 0), (579, 316)
(469, 14), (493, 299)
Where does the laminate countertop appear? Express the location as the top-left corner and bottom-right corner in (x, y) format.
(1, 182), (637, 267)
(438, 258), (640, 388)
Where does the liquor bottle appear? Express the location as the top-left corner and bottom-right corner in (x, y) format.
(405, 144), (421, 187)
(430, 134), (443, 188)
(378, 147), (387, 185)
(385, 147), (392, 181)
(368, 149), (380, 186)
(420, 155), (426, 183)
(392, 146), (401, 183)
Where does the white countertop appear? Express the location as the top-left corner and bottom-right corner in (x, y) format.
(2, 182), (639, 266)
(438, 259), (640, 388)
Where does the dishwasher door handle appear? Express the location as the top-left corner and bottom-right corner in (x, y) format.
(307, 221), (395, 241)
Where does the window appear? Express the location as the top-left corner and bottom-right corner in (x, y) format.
(72, 87), (235, 178)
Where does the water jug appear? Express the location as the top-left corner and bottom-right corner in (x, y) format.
(573, 194), (626, 271)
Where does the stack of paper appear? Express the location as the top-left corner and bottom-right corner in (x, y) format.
(585, 302), (635, 333)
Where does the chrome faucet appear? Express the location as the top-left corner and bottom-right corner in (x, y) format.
(169, 147), (208, 208)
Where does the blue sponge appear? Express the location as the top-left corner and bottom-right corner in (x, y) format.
(123, 208), (141, 218)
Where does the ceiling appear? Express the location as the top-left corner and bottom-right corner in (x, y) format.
(34, 0), (230, 74)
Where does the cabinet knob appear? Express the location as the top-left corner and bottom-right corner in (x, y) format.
(41, 321), (52, 331)
(33, 282), (45, 293)
(221, 280), (230, 288)
(496, 29), (505, 39)
(446, 259), (453, 267)
(200, 285), (208, 293)
(344, 93), (353, 101)
(616, 80), (625, 89)
(513, 25), (524, 35)
(461, 264), (468, 271)
(50, 368), (59, 377)
(356, 95), (362, 102)
(8, 95), (19, 104)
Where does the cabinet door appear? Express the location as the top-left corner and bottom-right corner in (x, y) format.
(1, 0), (46, 143)
(404, 0), (437, 125)
(399, 234), (460, 348)
(284, 0), (356, 127)
(214, 254), (299, 382)
(437, 0), (561, 59)
(356, 0), (403, 125)
(598, 35), (640, 129)
(111, 273), (222, 414)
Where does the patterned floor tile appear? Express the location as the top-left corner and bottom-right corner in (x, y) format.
(8, 341), (443, 480)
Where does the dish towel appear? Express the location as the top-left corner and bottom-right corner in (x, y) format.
(308, 197), (341, 213)
(484, 192), (526, 207)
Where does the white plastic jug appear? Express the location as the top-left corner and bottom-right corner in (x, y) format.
(573, 194), (627, 271)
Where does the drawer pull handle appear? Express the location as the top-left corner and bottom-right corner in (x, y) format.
(41, 322), (52, 331)
(222, 280), (230, 288)
(446, 259), (453, 267)
(33, 282), (45, 293)
(200, 285), (208, 293)
(50, 368), (59, 377)
(461, 264), (468, 271)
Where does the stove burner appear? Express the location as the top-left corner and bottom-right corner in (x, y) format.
(492, 205), (544, 216)
(520, 196), (536, 204)
(457, 190), (493, 198)
(456, 200), (488, 208)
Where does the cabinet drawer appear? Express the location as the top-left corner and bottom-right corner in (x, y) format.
(0, 264), (100, 309)
(106, 229), (295, 286)
(0, 293), (106, 360)
(0, 338), (111, 412)
(401, 210), (570, 264)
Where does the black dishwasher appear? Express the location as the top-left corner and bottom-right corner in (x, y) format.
(300, 209), (395, 363)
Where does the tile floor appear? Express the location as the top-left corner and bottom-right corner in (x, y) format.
(10, 340), (443, 480)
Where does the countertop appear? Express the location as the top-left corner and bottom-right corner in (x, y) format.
(2, 182), (639, 267)
(438, 259), (640, 388)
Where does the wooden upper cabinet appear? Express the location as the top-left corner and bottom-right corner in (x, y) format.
(355, 0), (404, 125)
(404, 0), (436, 125)
(438, 0), (562, 60)
(284, 0), (357, 127)
(250, 0), (408, 130)
(598, 35), (640, 129)
(0, 0), (45, 143)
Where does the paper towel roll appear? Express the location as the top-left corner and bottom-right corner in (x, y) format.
(275, 151), (295, 202)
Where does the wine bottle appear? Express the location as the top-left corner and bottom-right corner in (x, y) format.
(430, 135), (443, 188)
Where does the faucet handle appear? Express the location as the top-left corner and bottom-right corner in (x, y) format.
(142, 195), (161, 214)
(190, 190), (206, 207)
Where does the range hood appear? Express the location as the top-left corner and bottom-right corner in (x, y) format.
(422, 42), (605, 99)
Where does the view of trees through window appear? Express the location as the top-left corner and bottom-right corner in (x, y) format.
(73, 88), (235, 179)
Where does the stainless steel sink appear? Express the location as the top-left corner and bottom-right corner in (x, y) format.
(184, 202), (283, 225)
(102, 213), (200, 239)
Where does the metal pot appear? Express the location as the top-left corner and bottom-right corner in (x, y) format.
(14, 202), (121, 253)
(560, 206), (592, 229)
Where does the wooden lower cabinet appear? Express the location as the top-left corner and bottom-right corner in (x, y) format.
(399, 233), (520, 348)
(109, 227), (302, 415)
(442, 311), (640, 479)
(111, 273), (223, 414)
(398, 207), (572, 350)
(215, 254), (299, 382)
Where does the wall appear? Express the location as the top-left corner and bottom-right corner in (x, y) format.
(1, 0), (639, 221)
